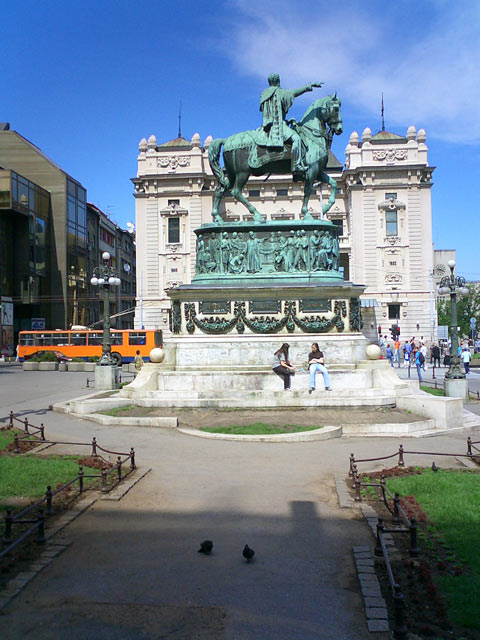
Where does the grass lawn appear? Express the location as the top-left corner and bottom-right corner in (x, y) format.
(386, 469), (480, 630)
(199, 422), (323, 435)
(99, 405), (135, 416)
(0, 430), (14, 450)
(420, 385), (445, 396)
(0, 455), (91, 505)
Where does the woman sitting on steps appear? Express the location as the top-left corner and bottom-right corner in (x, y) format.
(308, 342), (331, 393)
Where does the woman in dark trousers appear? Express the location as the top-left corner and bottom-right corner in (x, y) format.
(272, 343), (295, 390)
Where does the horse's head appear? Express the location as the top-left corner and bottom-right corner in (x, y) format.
(300, 94), (343, 136)
(324, 93), (343, 135)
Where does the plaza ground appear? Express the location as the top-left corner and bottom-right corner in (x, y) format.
(0, 364), (476, 639)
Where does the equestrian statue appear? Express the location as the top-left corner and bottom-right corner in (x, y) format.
(208, 73), (343, 224)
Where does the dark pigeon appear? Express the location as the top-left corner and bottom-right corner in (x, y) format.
(198, 540), (213, 554)
(243, 544), (255, 562)
(431, 461), (439, 472)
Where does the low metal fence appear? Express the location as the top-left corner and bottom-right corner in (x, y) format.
(2, 412), (136, 559)
(348, 439), (479, 639)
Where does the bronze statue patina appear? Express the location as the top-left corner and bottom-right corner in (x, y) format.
(208, 75), (342, 224)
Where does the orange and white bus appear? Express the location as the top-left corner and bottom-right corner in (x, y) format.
(17, 329), (162, 365)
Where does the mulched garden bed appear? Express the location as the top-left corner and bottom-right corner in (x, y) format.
(350, 466), (480, 640)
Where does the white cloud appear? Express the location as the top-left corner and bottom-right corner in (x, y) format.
(224, 0), (480, 143)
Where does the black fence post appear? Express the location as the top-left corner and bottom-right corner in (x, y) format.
(398, 444), (405, 467)
(467, 437), (472, 457)
(92, 437), (97, 457)
(116, 456), (122, 483)
(40, 424), (45, 441)
(45, 485), (53, 516)
(3, 509), (13, 544)
(9, 411), (14, 428)
(13, 433), (19, 454)
(349, 453), (355, 476)
(24, 417), (29, 435)
(78, 466), (84, 493)
(130, 447), (135, 470)
(101, 468), (108, 494)
(432, 364), (436, 380)
(374, 518), (385, 557)
(392, 583), (408, 639)
(36, 509), (45, 545)
(392, 492), (401, 525)
(409, 517), (419, 557)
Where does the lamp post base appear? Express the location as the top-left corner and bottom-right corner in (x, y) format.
(95, 364), (119, 390)
(444, 377), (468, 400)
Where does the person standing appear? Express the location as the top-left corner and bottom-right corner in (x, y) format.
(385, 344), (394, 367)
(431, 343), (441, 368)
(402, 340), (411, 368)
(272, 343), (295, 391)
(393, 338), (400, 367)
(461, 347), (472, 374)
(414, 348), (423, 383)
(308, 342), (331, 393)
(420, 342), (428, 371)
(134, 350), (143, 375)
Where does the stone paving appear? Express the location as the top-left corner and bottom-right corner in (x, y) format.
(0, 364), (478, 639)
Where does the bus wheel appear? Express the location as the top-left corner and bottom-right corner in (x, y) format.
(111, 352), (122, 366)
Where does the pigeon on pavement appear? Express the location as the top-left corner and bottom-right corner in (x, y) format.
(243, 544), (255, 562)
(198, 540), (213, 554)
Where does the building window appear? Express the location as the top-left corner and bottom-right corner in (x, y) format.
(276, 188), (288, 196)
(248, 189), (260, 197)
(388, 304), (400, 320)
(331, 219), (343, 235)
(168, 199), (180, 207)
(168, 217), (180, 243)
(385, 192), (397, 200)
(389, 261), (396, 266)
(385, 210), (398, 236)
(171, 268), (178, 273)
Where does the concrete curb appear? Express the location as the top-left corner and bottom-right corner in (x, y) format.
(353, 546), (389, 633)
(71, 413), (178, 428)
(101, 467), (152, 500)
(177, 425), (342, 442)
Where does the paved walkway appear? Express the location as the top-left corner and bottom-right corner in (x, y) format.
(0, 365), (475, 639)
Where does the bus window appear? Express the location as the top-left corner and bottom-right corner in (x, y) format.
(128, 332), (146, 345)
(70, 333), (86, 346)
(34, 334), (47, 346)
(20, 334), (35, 346)
(51, 333), (69, 346)
(87, 332), (103, 345)
(111, 332), (123, 346)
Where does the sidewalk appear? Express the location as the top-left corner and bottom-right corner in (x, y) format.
(0, 367), (475, 639)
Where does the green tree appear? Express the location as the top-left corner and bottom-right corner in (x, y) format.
(437, 283), (480, 339)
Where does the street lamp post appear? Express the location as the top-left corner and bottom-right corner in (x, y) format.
(437, 259), (469, 397)
(90, 251), (121, 368)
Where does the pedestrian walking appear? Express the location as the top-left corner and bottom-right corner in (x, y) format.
(431, 343), (441, 368)
(461, 347), (472, 374)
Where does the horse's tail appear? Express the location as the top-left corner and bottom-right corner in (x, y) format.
(208, 138), (229, 189)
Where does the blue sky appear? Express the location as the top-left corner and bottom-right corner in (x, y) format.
(3, 0), (480, 278)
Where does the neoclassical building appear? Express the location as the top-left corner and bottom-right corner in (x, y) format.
(132, 124), (444, 342)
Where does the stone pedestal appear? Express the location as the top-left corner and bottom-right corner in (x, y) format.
(95, 364), (119, 390)
(444, 377), (469, 400)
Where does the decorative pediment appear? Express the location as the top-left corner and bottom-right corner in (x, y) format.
(372, 148), (408, 162)
(160, 203), (188, 216)
(378, 197), (406, 212)
(157, 155), (191, 171)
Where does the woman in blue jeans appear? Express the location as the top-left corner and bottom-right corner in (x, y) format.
(308, 343), (331, 393)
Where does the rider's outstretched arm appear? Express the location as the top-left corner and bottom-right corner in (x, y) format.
(292, 82), (323, 98)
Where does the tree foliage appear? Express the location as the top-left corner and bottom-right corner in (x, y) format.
(437, 283), (480, 338)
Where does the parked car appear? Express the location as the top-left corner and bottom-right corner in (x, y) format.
(23, 350), (72, 363)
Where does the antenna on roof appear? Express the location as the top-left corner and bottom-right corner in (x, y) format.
(178, 100), (182, 139)
(381, 92), (385, 132)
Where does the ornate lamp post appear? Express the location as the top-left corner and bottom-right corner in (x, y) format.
(437, 259), (469, 396)
(90, 251), (121, 366)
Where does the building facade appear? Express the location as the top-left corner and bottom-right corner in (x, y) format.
(133, 124), (447, 343)
(0, 123), (87, 331)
